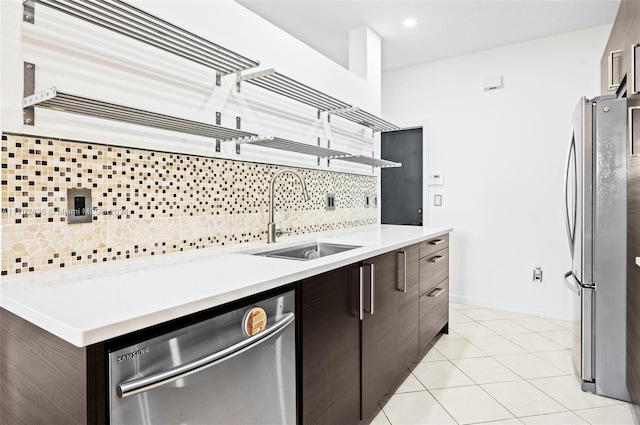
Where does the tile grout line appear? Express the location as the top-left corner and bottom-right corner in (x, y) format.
(425, 349), (521, 423)
(449, 305), (631, 424)
(449, 309), (575, 421)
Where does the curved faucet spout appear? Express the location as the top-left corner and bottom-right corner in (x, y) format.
(268, 169), (310, 243)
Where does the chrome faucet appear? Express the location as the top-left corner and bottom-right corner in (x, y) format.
(268, 169), (310, 243)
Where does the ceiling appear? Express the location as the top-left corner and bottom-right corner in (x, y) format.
(235, 0), (620, 71)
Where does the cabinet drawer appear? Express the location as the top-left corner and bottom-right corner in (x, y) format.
(419, 279), (449, 354)
(420, 248), (449, 296)
(420, 234), (449, 258)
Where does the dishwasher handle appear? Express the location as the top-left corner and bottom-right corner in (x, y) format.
(117, 312), (295, 399)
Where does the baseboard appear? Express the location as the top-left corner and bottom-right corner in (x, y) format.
(449, 294), (580, 322)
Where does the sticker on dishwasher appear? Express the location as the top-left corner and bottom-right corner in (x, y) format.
(243, 307), (267, 337)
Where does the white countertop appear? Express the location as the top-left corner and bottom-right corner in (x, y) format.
(0, 224), (452, 347)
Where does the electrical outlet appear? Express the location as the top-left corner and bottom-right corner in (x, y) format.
(67, 188), (92, 224)
(326, 193), (335, 210)
(533, 267), (543, 283)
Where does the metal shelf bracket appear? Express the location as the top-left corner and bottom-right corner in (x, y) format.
(23, 0), (35, 23)
(23, 62), (36, 125)
(219, 135), (276, 154)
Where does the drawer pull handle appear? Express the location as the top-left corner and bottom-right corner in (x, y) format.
(429, 239), (445, 246)
(427, 287), (444, 298)
(429, 255), (444, 263)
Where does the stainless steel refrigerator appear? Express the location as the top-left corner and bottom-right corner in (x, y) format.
(564, 96), (629, 402)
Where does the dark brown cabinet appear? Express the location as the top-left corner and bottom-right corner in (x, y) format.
(397, 245), (420, 373)
(361, 252), (400, 418)
(627, 98), (640, 405)
(0, 308), (109, 425)
(300, 265), (361, 425)
(418, 235), (450, 355)
(602, 1), (640, 404)
(419, 279), (450, 354)
(300, 240), (436, 424)
(600, 0), (640, 96)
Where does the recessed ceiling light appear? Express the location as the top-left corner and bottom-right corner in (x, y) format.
(403, 18), (416, 28)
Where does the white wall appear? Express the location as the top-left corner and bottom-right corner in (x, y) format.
(0, 0), (380, 175)
(383, 25), (612, 320)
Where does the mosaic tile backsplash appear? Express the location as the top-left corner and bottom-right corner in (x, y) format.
(1, 134), (377, 275)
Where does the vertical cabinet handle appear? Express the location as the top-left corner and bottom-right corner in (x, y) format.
(630, 106), (640, 157)
(609, 49), (623, 91)
(632, 44), (639, 95)
(359, 266), (364, 321)
(398, 251), (407, 293)
(369, 263), (375, 315)
(361, 263), (375, 317)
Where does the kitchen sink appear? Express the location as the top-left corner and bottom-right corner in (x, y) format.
(250, 242), (362, 261)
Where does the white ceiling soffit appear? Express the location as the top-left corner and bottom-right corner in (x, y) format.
(235, 0), (620, 71)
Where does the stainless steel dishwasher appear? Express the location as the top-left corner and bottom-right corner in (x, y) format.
(108, 290), (296, 425)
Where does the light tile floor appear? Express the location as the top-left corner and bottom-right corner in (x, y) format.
(372, 303), (640, 425)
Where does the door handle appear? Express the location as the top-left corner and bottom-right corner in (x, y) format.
(362, 263), (375, 315)
(117, 312), (295, 398)
(429, 255), (444, 263)
(563, 271), (581, 296)
(398, 251), (407, 293)
(359, 266), (364, 321)
(564, 135), (577, 256)
(428, 239), (445, 246)
(369, 263), (375, 315)
(630, 106), (640, 157)
(632, 44), (639, 95)
(608, 49), (623, 90)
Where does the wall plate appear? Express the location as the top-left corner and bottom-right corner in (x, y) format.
(67, 188), (92, 224)
(326, 193), (336, 210)
(428, 173), (444, 186)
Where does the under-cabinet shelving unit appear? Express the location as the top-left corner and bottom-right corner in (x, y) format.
(236, 68), (400, 132)
(20, 0), (401, 170)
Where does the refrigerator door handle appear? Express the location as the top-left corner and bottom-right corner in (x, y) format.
(563, 271), (581, 296)
(564, 135), (577, 256)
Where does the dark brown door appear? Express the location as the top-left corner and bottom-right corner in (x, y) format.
(397, 245), (420, 372)
(301, 265), (361, 425)
(361, 252), (399, 419)
(381, 128), (423, 226)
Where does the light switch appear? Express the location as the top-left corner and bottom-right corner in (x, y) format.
(434, 195), (442, 207)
